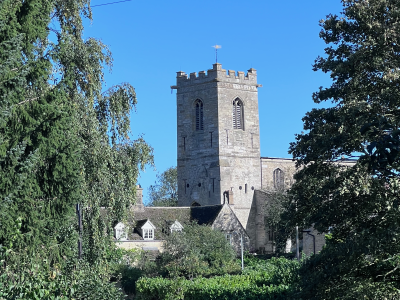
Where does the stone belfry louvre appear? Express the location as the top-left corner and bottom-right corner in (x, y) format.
(171, 63), (262, 228)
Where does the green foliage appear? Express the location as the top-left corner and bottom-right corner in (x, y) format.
(136, 257), (299, 300)
(263, 190), (289, 229)
(0, 0), (81, 264)
(136, 275), (289, 300)
(158, 223), (240, 279)
(295, 243), (400, 300)
(0, 222), (129, 299)
(147, 166), (178, 207)
(118, 265), (144, 295)
(262, 190), (294, 253)
(243, 256), (300, 287)
(0, 260), (125, 300)
(111, 248), (145, 295)
(115, 224), (240, 296)
(286, 0), (400, 298)
(0, 0), (153, 298)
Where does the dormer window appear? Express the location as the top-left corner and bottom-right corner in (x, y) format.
(137, 219), (156, 240)
(143, 228), (154, 240)
(195, 99), (204, 130)
(114, 222), (128, 241)
(170, 220), (184, 233)
(232, 98), (244, 130)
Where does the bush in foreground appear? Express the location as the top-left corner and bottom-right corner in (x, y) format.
(135, 257), (299, 300)
(158, 223), (241, 279)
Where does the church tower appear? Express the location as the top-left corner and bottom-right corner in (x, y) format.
(171, 63), (262, 227)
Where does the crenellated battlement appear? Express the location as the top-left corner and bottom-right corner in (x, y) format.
(172, 63), (259, 88)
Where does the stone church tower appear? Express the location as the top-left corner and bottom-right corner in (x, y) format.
(171, 63), (262, 227)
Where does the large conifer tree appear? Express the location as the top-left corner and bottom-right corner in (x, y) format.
(0, 0), (82, 260)
(0, 0), (152, 297)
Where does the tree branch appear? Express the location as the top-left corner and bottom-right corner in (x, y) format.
(17, 97), (39, 105)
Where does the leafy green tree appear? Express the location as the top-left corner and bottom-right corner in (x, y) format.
(0, 0), (153, 297)
(287, 0), (400, 298)
(147, 166), (178, 207)
(262, 190), (293, 253)
(115, 224), (240, 296)
(158, 223), (240, 279)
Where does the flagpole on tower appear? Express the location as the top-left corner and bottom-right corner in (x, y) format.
(212, 45), (221, 63)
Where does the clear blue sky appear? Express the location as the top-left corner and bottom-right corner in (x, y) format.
(83, 0), (344, 204)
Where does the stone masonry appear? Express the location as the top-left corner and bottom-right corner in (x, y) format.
(170, 63), (356, 254)
(172, 63), (262, 228)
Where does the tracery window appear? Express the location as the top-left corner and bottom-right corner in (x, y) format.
(232, 98), (244, 130)
(273, 168), (284, 190)
(195, 99), (204, 130)
(268, 227), (275, 241)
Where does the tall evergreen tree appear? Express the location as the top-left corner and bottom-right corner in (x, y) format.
(287, 0), (400, 298)
(0, 0), (153, 297)
(0, 0), (81, 262)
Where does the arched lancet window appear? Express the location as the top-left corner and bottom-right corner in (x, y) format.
(232, 98), (244, 130)
(273, 168), (284, 190)
(195, 99), (204, 130)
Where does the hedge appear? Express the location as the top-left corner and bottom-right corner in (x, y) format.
(136, 272), (293, 300)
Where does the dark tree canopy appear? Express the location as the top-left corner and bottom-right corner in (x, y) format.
(287, 0), (400, 298)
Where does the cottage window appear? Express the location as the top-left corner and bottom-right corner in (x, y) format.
(232, 98), (244, 130)
(195, 99), (204, 130)
(143, 228), (154, 240)
(273, 168), (284, 190)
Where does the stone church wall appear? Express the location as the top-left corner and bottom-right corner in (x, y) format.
(171, 63), (357, 256)
(302, 227), (326, 256)
(176, 78), (221, 207)
(174, 63), (261, 229)
(216, 64), (261, 228)
(212, 204), (250, 255)
(260, 157), (296, 190)
(249, 189), (284, 253)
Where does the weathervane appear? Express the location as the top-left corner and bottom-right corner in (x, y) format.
(212, 45), (221, 63)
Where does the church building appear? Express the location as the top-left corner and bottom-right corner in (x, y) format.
(170, 63), (299, 253)
(118, 63), (351, 255)
(170, 63), (353, 254)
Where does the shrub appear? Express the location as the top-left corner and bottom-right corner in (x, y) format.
(0, 261), (125, 300)
(157, 223), (241, 279)
(136, 257), (300, 300)
(136, 273), (291, 300)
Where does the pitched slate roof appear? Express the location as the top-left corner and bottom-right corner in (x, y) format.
(190, 205), (223, 225)
(135, 219), (152, 229)
(129, 207), (191, 240)
(127, 205), (224, 240)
